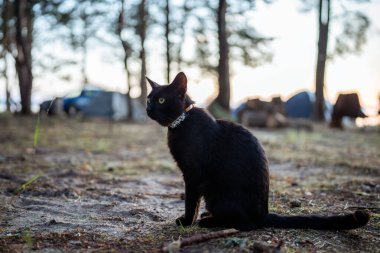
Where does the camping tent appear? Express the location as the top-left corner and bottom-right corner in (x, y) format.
(82, 91), (146, 121)
(285, 91), (332, 120)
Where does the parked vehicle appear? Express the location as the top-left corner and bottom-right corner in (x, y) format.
(39, 98), (64, 116)
(63, 88), (102, 116)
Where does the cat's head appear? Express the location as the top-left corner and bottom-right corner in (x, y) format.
(146, 72), (194, 126)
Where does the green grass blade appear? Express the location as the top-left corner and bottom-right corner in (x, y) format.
(15, 174), (42, 194)
(46, 97), (56, 115)
(33, 113), (40, 148)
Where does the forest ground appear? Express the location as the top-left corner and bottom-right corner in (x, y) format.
(0, 114), (379, 253)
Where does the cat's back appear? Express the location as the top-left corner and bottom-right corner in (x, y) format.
(215, 119), (262, 149)
(213, 119), (268, 169)
(167, 109), (267, 174)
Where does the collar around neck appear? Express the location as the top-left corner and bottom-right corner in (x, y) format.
(169, 104), (194, 129)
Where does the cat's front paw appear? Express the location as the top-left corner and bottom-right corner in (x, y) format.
(175, 215), (193, 226)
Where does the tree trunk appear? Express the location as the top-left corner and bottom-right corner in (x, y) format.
(138, 0), (147, 106)
(124, 56), (133, 120)
(0, 53), (11, 112)
(314, 0), (330, 121)
(176, 2), (190, 72)
(139, 47), (147, 106)
(4, 57), (10, 112)
(1, 0), (11, 112)
(81, 41), (88, 86)
(165, 0), (171, 83)
(14, 0), (33, 115)
(81, 11), (89, 86)
(216, 0), (230, 111)
(118, 0), (133, 121)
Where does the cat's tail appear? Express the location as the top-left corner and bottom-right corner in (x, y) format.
(263, 210), (370, 230)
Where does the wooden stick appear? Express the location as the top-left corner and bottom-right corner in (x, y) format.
(162, 228), (239, 252)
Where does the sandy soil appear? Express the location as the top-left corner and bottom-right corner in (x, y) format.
(0, 115), (379, 252)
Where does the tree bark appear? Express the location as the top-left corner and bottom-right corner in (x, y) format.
(81, 10), (89, 86)
(165, 0), (171, 83)
(176, 1), (190, 72)
(216, 0), (230, 111)
(1, 0), (11, 111)
(124, 56), (133, 120)
(0, 53), (11, 112)
(118, 0), (133, 120)
(14, 0), (33, 115)
(4, 57), (10, 112)
(138, 0), (147, 106)
(314, 0), (330, 121)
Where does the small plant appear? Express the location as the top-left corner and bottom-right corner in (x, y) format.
(33, 113), (41, 149)
(22, 227), (34, 251)
(177, 222), (201, 236)
(34, 97), (56, 149)
(15, 174), (42, 194)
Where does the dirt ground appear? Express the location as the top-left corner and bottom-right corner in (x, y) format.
(0, 114), (379, 253)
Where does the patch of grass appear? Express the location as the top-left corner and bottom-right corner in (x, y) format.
(22, 227), (34, 251)
(177, 223), (204, 237)
(255, 127), (380, 174)
(370, 213), (380, 229)
(154, 160), (176, 173)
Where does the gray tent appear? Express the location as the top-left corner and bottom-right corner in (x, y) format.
(82, 91), (146, 121)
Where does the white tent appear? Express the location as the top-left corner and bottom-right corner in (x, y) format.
(82, 91), (146, 121)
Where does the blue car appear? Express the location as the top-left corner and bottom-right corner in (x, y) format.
(63, 89), (102, 116)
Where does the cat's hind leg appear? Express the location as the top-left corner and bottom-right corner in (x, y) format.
(198, 206), (258, 231)
(200, 211), (212, 218)
(198, 216), (220, 228)
(206, 200), (257, 231)
(198, 216), (257, 231)
(231, 221), (257, 231)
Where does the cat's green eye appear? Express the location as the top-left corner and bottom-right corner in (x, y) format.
(158, 97), (165, 104)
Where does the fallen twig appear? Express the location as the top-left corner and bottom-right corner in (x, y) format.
(162, 228), (239, 252)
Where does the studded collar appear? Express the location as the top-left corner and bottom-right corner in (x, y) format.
(169, 104), (194, 128)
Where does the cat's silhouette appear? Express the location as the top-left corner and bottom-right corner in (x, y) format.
(146, 72), (370, 231)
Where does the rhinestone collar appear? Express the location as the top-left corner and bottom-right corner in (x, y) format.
(169, 104), (194, 129)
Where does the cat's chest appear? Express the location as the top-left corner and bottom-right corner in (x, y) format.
(167, 132), (194, 161)
(167, 130), (208, 172)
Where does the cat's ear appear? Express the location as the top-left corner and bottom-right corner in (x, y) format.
(170, 72), (187, 96)
(146, 76), (159, 89)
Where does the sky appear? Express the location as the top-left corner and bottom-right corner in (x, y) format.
(1, 0), (379, 116)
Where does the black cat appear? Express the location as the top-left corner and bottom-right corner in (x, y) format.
(146, 72), (370, 231)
